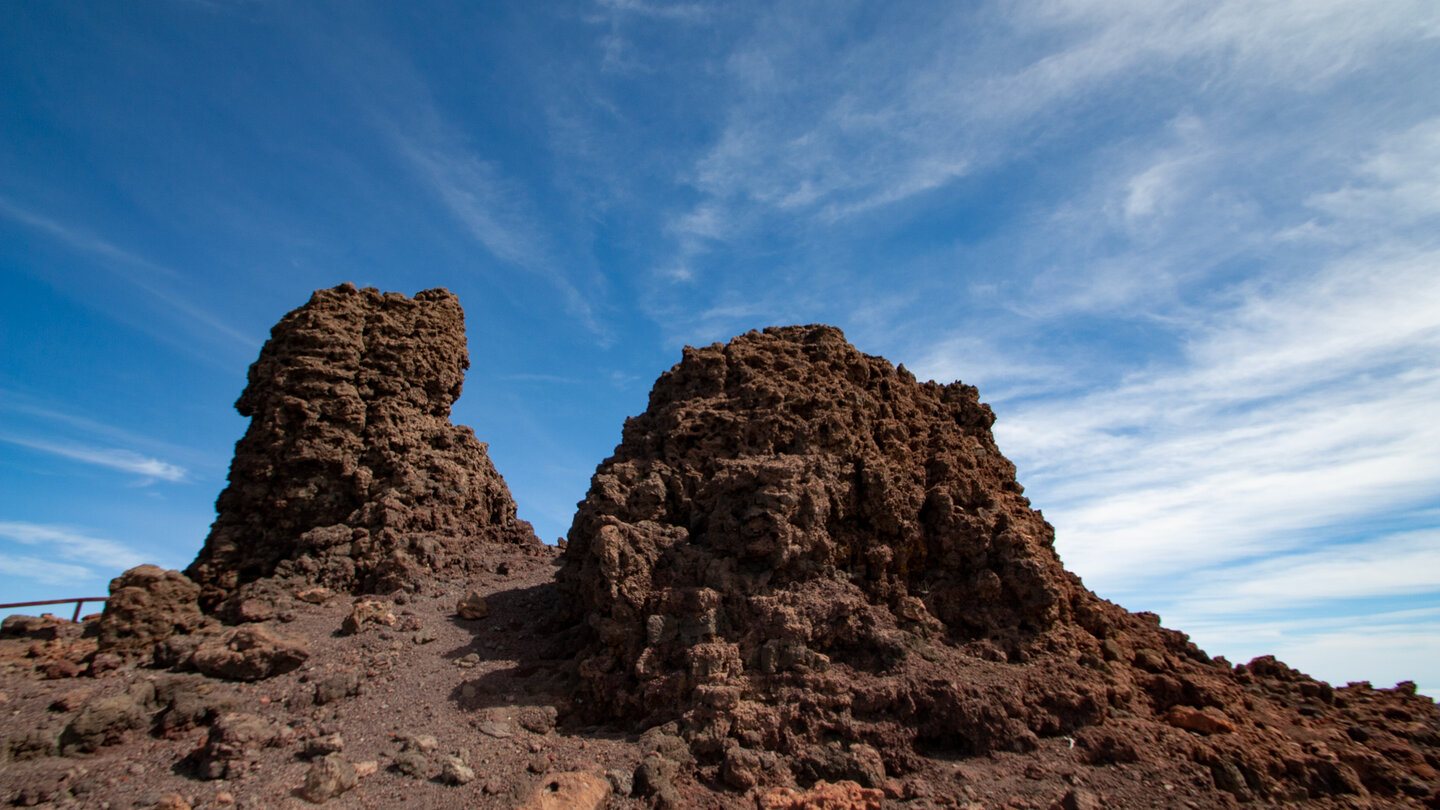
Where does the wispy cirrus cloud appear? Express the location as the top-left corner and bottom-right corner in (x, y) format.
(0, 196), (257, 350)
(0, 554), (98, 588)
(1, 436), (188, 483)
(0, 521), (148, 571)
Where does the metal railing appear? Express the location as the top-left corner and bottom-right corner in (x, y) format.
(0, 597), (109, 623)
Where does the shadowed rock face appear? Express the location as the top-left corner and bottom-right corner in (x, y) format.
(187, 283), (538, 611)
(555, 325), (1440, 801)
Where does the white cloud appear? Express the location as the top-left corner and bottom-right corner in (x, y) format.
(1, 436), (189, 483)
(0, 554), (99, 588)
(0, 521), (148, 571)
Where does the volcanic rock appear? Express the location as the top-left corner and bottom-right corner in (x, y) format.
(189, 625), (309, 681)
(186, 283), (540, 612)
(93, 565), (203, 656)
(558, 324), (1440, 802)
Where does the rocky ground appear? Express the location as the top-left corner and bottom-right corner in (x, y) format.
(4, 546), (1437, 809)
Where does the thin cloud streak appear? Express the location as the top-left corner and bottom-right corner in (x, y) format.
(0, 554), (98, 588)
(1, 436), (189, 483)
(0, 521), (148, 571)
(0, 197), (257, 350)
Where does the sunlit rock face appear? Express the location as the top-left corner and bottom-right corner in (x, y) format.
(188, 283), (538, 613)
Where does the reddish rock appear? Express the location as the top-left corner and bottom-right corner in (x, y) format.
(456, 590), (489, 620)
(339, 600), (394, 635)
(190, 625), (309, 681)
(514, 770), (612, 810)
(186, 283), (540, 612)
(756, 780), (884, 809)
(1164, 705), (1236, 735)
(94, 565), (202, 655)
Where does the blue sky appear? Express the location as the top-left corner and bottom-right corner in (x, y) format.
(2, 1), (1437, 694)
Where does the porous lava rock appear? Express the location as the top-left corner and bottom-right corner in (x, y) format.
(93, 565), (203, 656)
(186, 283), (539, 612)
(558, 325), (1440, 803)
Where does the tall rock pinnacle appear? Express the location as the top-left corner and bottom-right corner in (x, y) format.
(187, 283), (537, 611)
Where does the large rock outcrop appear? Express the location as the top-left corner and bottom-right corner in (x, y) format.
(557, 325), (1440, 803)
(187, 283), (538, 611)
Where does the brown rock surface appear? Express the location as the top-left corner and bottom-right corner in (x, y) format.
(514, 770), (612, 810)
(94, 565), (203, 656)
(557, 324), (1440, 803)
(186, 283), (540, 612)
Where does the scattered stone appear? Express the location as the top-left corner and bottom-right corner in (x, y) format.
(341, 600), (395, 635)
(514, 770), (612, 810)
(299, 754), (358, 803)
(296, 587), (333, 604)
(191, 713), (279, 780)
(392, 750), (430, 778)
(62, 693), (147, 753)
(516, 705), (558, 734)
(439, 755), (475, 785)
(1051, 788), (1102, 810)
(1, 614), (64, 640)
(456, 591), (489, 620)
(313, 670), (362, 705)
(455, 652), (480, 668)
(152, 794), (191, 810)
(412, 627), (437, 645)
(234, 598), (275, 623)
(354, 760), (378, 778)
(191, 625), (309, 681)
(399, 733), (439, 753)
(94, 565), (202, 655)
(528, 754), (550, 774)
(304, 733), (345, 758)
(475, 719), (513, 738)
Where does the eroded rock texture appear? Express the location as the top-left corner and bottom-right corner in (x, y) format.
(557, 325), (1440, 803)
(187, 283), (538, 611)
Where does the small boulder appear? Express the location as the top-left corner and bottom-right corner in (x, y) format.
(299, 754), (358, 804)
(456, 591), (488, 620)
(296, 587), (333, 605)
(514, 771), (612, 810)
(62, 693), (147, 753)
(94, 565), (202, 656)
(516, 705), (558, 735)
(340, 600), (395, 635)
(313, 670), (362, 705)
(439, 755), (475, 785)
(304, 734), (345, 758)
(191, 712), (279, 780)
(191, 625), (309, 681)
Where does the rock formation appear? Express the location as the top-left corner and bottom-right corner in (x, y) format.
(187, 283), (538, 612)
(557, 325), (1440, 803)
